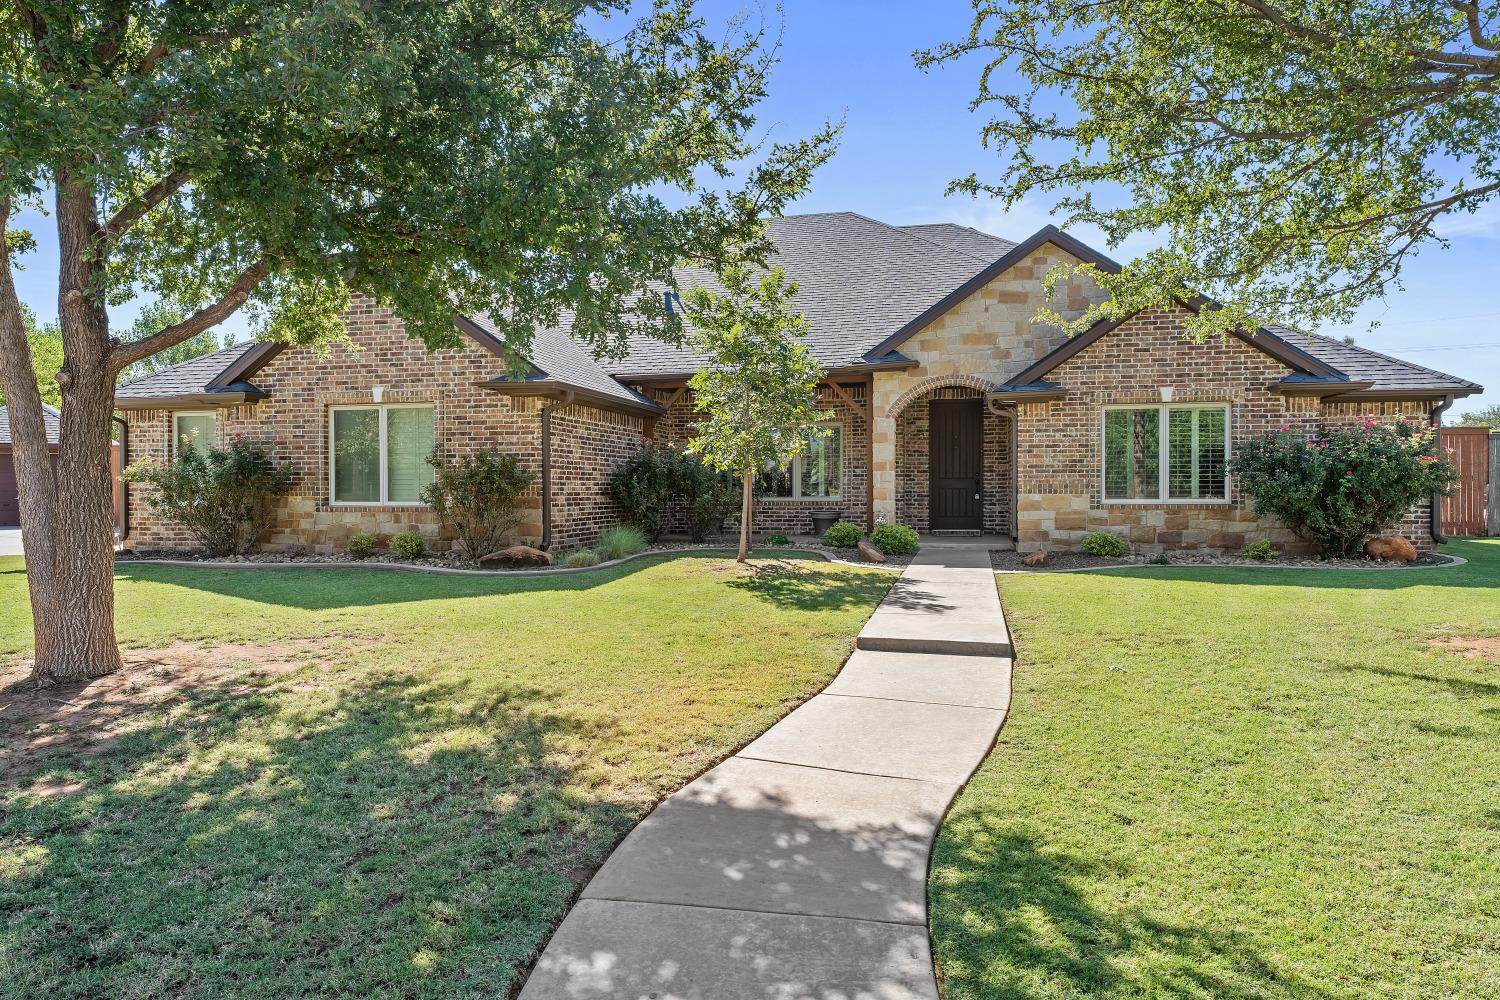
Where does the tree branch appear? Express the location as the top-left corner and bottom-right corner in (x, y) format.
(109, 258), (272, 371)
(1452, 1), (1500, 52)
(100, 168), (190, 245)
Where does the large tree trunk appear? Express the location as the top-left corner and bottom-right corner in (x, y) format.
(738, 468), (753, 563)
(0, 183), (127, 686)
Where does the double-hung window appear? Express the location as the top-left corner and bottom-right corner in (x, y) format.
(173, 412), (216, 458)
(1103, 405), (1228, 502)
(329, 404), (435, 504)
(758, 425), (843, 500)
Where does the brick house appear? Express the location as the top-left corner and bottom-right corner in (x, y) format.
(115, 212), (1481, 555)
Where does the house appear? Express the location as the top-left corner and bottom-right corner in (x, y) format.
(0, 404), (61, 527)
(114, 212), (1481, 556)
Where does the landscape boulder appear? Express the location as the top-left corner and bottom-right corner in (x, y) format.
(856, 539), (886, 563)
(1363, 535), (1417, 562)
(478, 544), (553, 568)
(1022, 549), (1048, 567)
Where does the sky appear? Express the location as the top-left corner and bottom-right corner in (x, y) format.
(10, 1), (1498, 415)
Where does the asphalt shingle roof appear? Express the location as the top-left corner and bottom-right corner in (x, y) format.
(465, 313), (658, 409)
(897, 223), (1018, 260)
(1269, 328), (1482, 394)
(115, 343), (261, 399)
(0, 403), (61, 446)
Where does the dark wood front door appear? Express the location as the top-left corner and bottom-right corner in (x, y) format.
(929, 399), (983, 531)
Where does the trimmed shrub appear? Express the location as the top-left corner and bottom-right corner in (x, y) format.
(606, 443), (677, 540)
(1080, 531), (1128, 557)
(122, 437), (293, 556)
(870, 523), (920, 556)
(764, 533), (791, 546)
(596, 524), (648, 561)
(1231, 417), (1457, 557)
(674, 456), (739, 541)
(1150, 553), (1170, 565)
(1242, 538), (1279, 561)
(347, 533), (376, 559)
(390, 532), (426, 559)
(563, 548), (600, 568)
(420, 449), (535, 559)
(822, 520), (863, 548)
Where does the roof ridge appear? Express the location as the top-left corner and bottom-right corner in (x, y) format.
(1303, 331), (1481, 388)
(859, 213), (995, 264)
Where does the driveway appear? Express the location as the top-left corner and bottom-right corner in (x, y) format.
(0, 527), (21, 557)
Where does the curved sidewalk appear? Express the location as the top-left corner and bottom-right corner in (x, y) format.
(518, 544), (1011, 999)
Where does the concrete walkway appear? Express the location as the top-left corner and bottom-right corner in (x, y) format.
(518, 545), (1011, 1000)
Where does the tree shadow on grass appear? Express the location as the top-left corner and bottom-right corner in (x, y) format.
(722, 558), (895, 612)
(931, 823), (1336, 1000)
(0, 664), (641, 998)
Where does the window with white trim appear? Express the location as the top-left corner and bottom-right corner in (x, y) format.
(1103, 405), (1228, 502)
(173, 412), (216, 458)
(329, 404), (435, 504)
(758, 425), (842, 500)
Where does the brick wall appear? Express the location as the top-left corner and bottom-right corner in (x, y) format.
(547, 403), (646, 549)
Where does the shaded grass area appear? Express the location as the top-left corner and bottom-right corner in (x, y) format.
(931, 538), (1500, 1000)
(0, 552), (890, 999)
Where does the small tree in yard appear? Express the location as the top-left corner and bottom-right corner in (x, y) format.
(123, 438), (292, 557)
(420, 451), (535, 561)
(1231, 418), (1458, 558)
(682, 264), (827, 563)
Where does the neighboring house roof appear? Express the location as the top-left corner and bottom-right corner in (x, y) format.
(0, 403), (61, 447)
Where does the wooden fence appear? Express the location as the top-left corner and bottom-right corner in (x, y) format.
(1439, 426), (1494, 537)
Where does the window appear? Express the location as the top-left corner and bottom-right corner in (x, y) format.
(1103, 405), (1228, 502)
(173, 412), (216, 458)
(329, 404), (435, 504)
(758, 425), (842, 500)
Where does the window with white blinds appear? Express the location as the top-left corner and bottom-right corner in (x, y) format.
(330, 404), (435, 504)
(1103, 405), (1228, 502)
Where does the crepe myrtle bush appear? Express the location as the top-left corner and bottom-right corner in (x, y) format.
(1231, 417), (1457, 558)
(420, 450), (535, 559)
(122, 436), (293, 557)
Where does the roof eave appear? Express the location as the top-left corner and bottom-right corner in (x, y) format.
(1320, 387), (1482, 403)
(478, 379), (664, 417)
(1268, 378), (1373, 397)
(114, 389), (267, 411)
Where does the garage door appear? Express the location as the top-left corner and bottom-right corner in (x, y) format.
(0, 452), (18, 526)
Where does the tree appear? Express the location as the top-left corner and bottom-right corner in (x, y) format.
(923, 2), (1500, 340)
(681, 263), (826, 562)
(118, 302), (228, 384)
(1456, 403), (1500, 428)
(0, 2), (837, 685)
(0, 304), (61, 409)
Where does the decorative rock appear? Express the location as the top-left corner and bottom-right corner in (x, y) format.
(1022, 549), (1048, 567)
(478, 544), (553, 568)
(856, 539), (886, 563)
(1364, 535), (1417, 562)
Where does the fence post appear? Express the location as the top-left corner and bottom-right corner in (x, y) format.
(1489, 434), (1499, 538)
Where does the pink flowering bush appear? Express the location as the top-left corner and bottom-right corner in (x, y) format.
(1230, 417), (1457, 557)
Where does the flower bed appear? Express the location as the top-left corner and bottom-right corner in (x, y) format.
(991, 549), (1456, 572)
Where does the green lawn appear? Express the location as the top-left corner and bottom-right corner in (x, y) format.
(931, 538), (1500, 1000)
(0, 552), (890, 999)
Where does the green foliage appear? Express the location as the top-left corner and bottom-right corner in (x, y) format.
(122, 437), (293, 556)
(562, 548), (600, 568)
(822, 520), (863, 548)
(1080, 532), (1128, 558)
(923, 3), (1500, 341)
(347, 533), (376, 559)
(1150, 553), (1171, 565)
(390, 532), (425, 560)
(607, 444), (742, 542)
(596, 524), (648, 561)
(1232, 418), (1458, 558)
(1456, 405), (1500, 429)
(117, 302), (230, 385)
(1242, 538), (1280, 561)
(419, 450), (535, 560)
(765, 534), (791, 546)
(870, 523), (920, 556)
(0, 304), (62, 409)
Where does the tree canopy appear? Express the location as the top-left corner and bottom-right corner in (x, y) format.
(922, 1), (1500, 340)
(0, 303), (60, 408)
(1456, 402), (1500, 427)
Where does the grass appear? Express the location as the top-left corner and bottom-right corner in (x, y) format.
(0, 551), (890, 999)
(930, 538), (1500, 1000)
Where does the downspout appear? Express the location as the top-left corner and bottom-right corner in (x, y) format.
(111, 413), (129, 541)
(539, 390), (573, 551)
(1429, 394), (1456, 544)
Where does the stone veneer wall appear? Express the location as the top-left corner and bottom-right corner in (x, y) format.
(1011, 305), (1439, 554)
(893, 386), (1013, 534)
(646, 382), (870, 536)
(122, 296), (642, 554)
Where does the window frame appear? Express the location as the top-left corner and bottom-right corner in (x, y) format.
(172, 410), (217, 459)
(327, 402), (435, 507)
(763, 422), (844, 501)
(1100, 403), (1231, 505)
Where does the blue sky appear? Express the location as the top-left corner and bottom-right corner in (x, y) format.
(11, 1), (1498, 414)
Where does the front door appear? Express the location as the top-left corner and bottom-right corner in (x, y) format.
(929, 399), (983, 531)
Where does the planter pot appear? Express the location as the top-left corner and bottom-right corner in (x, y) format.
(809, 511), (842, 535)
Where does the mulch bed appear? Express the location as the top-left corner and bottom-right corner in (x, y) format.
(990, 549), (1454, 572)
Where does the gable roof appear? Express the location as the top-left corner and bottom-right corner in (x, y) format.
(115, 342), (265, 405)
(0, 403), (61, 446)
(459, 314), (661, 413)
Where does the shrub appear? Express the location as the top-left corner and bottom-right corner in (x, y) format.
(347, 533), (376, 559)
(1231, 417), (1458, 557)
(1242, 538), (1279, 561)
(822, 520), (863, 548)
(1150, 553), (1170, 565)
(606, 444), (677, 540)
(870, 523), (920, 555)
(764, 533), (791, 546)
(674, 455), (740, 541)
(596, 524), (648, 561)
(390, 532), (426, 559)
(1080, 531), (1128, 557)
(563, 548), (600, 568)
(123, 437), (293, 556)
(420, 449), (535, 559)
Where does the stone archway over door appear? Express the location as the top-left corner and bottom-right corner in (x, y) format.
(893, 385), (1013, 535)
(929, 399), (983, 531)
